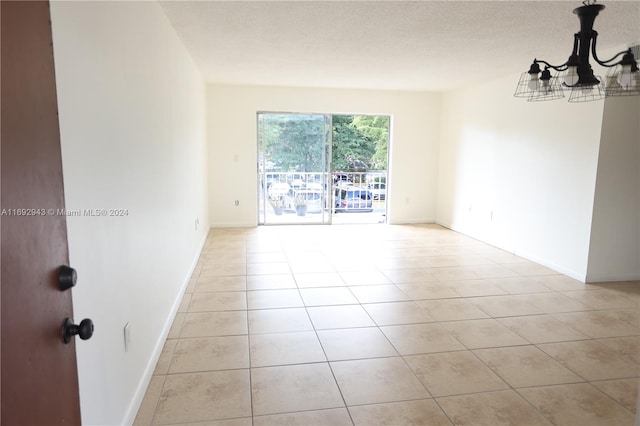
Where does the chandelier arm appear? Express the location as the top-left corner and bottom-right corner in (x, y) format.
(534, 59), (569, 71)
(591, 32), (628, 67)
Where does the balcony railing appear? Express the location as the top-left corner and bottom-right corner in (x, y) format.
(261, 171), (387, 216)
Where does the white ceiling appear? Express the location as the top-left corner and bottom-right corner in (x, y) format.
(159, 1), (640, 92)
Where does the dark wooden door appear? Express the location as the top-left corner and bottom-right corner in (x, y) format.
(1, 1), (82, 424)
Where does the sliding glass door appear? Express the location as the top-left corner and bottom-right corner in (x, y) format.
(258, 113), (332, 225)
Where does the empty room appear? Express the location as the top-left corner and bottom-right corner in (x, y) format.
(2, 1), (639, 425)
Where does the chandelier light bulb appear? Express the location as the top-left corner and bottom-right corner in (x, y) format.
(617, 64), (633, 90)
(564, 66), (579, 86)
(528, 73), (540, 91)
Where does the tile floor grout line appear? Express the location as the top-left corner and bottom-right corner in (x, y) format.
(242, 238), (257, 426)
(295, 271), (357, 426)
(341, 265), (440, 418)
(511, 385), (575, 425)
(584, 380), (640, 416)
(144, 375), (167, 426)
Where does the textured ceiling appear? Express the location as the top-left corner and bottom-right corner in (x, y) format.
(159, 1), (640, 92)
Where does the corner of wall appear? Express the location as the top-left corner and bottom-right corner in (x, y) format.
(436, 73), (605, 279)
(586, 95), (640, 282)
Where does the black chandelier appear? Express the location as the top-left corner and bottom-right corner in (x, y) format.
(515, 0), (640, 102)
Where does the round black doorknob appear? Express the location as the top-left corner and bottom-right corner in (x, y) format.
(62, 317), (94, 344)
(58, 265), (77, 291)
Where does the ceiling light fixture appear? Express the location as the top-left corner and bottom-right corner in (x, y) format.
(515, 0), (640, 102)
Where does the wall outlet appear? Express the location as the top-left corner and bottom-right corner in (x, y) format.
(124, 322), (131, 352)
(235, 200), (240, 206)
(195, 217), (199, 230)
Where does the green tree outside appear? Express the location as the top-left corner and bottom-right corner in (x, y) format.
(351, 115), (389, 170)
(259, 113), (389, 173)
(260, 114), (328, 172)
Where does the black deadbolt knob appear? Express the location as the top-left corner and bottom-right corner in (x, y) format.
(58, 265), (77, 291)
(63, 318), (94, 344)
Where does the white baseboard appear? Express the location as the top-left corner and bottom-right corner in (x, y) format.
(513, 249), (585, 282)
(121, 231), (208, 425)
(211, 222), (257, 228)
(438, 221), (586, 282)
(585, 273), (640, 283)
(388, 217), (436, 225)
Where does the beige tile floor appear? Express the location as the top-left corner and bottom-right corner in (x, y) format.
(135, 224), (640, 426)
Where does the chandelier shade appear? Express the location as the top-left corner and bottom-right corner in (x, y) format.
(568, 76), (606, 102)
(605, 56), (640, 97)
(515, 67), (566, 101)
(515, 1), (639, 102)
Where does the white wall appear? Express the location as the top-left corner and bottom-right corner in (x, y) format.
(50, 2), (209, 424)
(437, 74), (605, 280)
(587, 95), (640, 282)
(207, 85), (441, 226)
